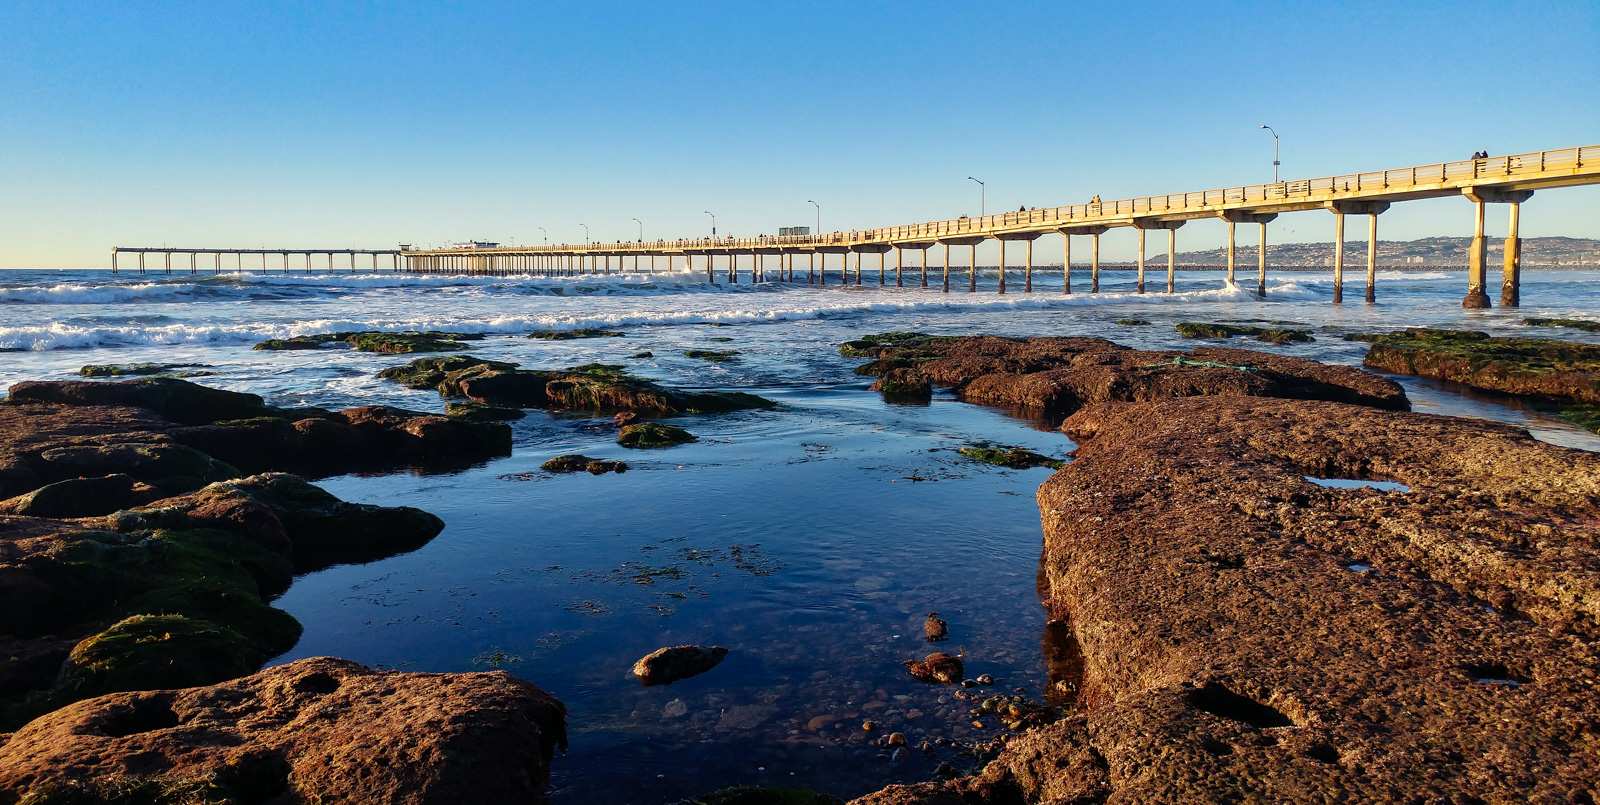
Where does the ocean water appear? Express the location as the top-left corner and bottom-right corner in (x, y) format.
(2, 266), (1598, 802)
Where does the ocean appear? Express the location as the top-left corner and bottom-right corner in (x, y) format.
(2, 265), (1597, 802)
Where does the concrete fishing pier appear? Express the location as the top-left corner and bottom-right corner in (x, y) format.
(116, 144), (1597, 308)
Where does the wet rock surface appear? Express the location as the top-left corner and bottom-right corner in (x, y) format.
(633, 645), (730, 685)
(78, 363), (208, 378)
(903, 653), (963, 685)
(254, 330), (485, 353)
(529, 328), (625, 340)
(379, 355), (775, 417)
(618, 422), (697, 449)
(1176, 321), (1314, 344)
(1523, 316), (1600, 333)
(956, 444), (1064, 470)
(0, 377), (482, 728)
(542, 454), (629, 475)
(862, 395), (1600, 802)
(1, 378), (509, 492)
(685, 349), (741, 362)
(0, 657), (567, 805)
(843, 333), (1407, 421)
(1356, 327), (1600, 404)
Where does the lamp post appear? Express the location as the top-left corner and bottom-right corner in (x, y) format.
(538, 226), (548, 244)
(966, 176), (986, 218)
(1259, 124), (1280, 183)
(808, 200), (820, 236)
(632, 218), (643, 242)
(704, 210), (717, 238)
(580, 223), (590, 244)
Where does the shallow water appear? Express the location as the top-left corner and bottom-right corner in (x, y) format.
(2, 266), (1597, 801)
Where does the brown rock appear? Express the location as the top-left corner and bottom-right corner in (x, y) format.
(1358, 328), (1600, 404)
(630, 645), (729, 685)
(0, 657), (567, 804)
(904, 652), (963, 685)
(862, 396), (1600, 802)
(0, 474), (162, 518)
(843, 333), (1407, 421)
(923, 612), (948, 642)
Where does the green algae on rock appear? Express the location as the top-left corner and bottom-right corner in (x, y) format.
(958, 443), (1065, 470)
(839, 331), (949, 358)
(376, 355), (775, 416)
(684, 349), (740, 362)
(254, 331), (484, 353)
(445, 402), (526, 422)
(1559, 404), (1600, 433)
(1113, 318), (1151, 326)
(870, 368), (932, 403)
(1176, 321), (1314, 344)
(541, 454), (628, 474)
(527, 328), (625, 340)
(618, 422), (696, 449)
(57, 614), (267, 700)
(79, 363), (207, 378)
(1354, 328), (1600, 404)
(1523, 317), (1600, 333)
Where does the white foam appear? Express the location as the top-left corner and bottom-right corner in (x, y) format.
(0, 278), (1316, 351)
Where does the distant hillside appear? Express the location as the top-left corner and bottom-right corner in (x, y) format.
(1149, 236), (1598, 267)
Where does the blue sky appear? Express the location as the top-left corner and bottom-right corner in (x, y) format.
(1, 0), (1596, 267)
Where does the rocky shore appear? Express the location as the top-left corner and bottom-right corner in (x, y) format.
(847, 334), (1600, 802)
(5, 329), (1598, 802)
(0, 377), (568, 802)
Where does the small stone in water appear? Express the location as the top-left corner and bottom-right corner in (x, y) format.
(862, 720), (877, 732)
(976, 673), (994, 685)
(661, 698), (688, 718)
(971, 720), (984, 729)
(887, 732), (906, 747)
(961, 679), (976, 688)
(891, 748), (904, 762)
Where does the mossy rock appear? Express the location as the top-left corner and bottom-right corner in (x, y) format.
(57, 614), (268, 699)
(631, 351), (655, 359)
(527, 328), (625, 340)
(344, 331), (481, 354)
(1523, 317), (1600, 333)
(706, 336), (735, 343)
(444, 402), (525, 422)
(1353, 328), (1600, 404)
(257, 331), (483, 353)
(79, 363), (206, 378)
(618, 423), (696, 449)
(1559, 405), (1600, 433)
(871, 368), (932, 402)
(541, 454), (628, 474)
(376, 355), (520, 390)
(1114, 318), (1151, 326)
(684, 349), (740, 362)
(681, 786), (843, 805)
(839, 332), (940, 358)
(1176, 322), (1313, 344)
(958, 443), (1065, 470)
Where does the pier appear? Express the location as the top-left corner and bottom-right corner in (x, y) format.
(118, 144), (1597, 308)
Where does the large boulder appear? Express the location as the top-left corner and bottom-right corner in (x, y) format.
(861, 396), (1600, 802)
(1356, 327), (1600, 404)
(0, 657), (567, 805)
(842, 334), (1407, 420)
(6, 378), (267, 425)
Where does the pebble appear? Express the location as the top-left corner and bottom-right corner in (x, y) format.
(971, 720), (985, 729)
(976, 673), (994, 685)
(661, 698), (688, 719)
(862, 720), (877, 732)
(805, 715), (836, 732)
(887, 732), (907, 747)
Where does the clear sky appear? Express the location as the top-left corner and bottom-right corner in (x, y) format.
(2, 0), (1596, 267)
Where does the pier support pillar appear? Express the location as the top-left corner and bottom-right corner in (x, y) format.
(878, 251), (886, 286)
(1503, 201), (1525, 307)
(1166, 230), (1176, 293)
(920, 247), (928, 288)
(854, 251), (862, 286)
(895, 247), (903, 287)
(969, 244), (978, 293)
(997, 240), (1007, 295)
(1062, 234), (1070, 294)
(1091, 233), (1100, 292)
(1220, 211), (1278, 298)
(1457, 189), (1534, 308)
(943, 244), (951, 292)
(1324, 202), (1386, 306)
(1025, 239), (1033, 292)
(1135, 228), (1146, 294)
(809, 252), (816, 285)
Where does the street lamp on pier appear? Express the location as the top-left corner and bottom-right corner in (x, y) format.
(808, 200), (820, 235)
(966, 176), (986, 218)
(632, 218), (643, 242)
(580, 223), (590, 244)
(704, 211), (717, 238)
(1259, 124), (1281, 183)
(538, 226), (548, 244)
